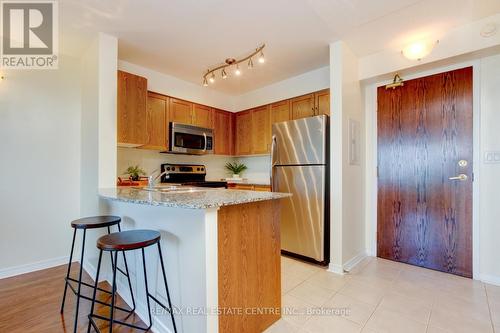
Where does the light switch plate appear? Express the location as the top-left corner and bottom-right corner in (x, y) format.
(484, 151), (500, 164)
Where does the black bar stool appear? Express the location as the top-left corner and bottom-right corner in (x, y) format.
(60, 216), (136, 333)
(87, 230), (177, 333)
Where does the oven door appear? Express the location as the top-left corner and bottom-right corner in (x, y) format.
(169, 123), (214, 155)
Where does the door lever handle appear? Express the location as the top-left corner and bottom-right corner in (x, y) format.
(449, 174), (468, 181)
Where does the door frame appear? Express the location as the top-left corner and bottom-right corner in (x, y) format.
(365, 60), (481, 279)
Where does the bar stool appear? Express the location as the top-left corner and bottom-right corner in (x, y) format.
(87, 230), (177, 333)
(60, 216), (136, 333)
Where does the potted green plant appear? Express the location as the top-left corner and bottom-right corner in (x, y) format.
(225, 162), (248, 179)
(124, 165), (146, 181)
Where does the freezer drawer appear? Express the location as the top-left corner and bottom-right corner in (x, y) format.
(273, 165), (326, 261)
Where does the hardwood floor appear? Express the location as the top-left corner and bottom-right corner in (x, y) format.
(0, 263), (145, 332)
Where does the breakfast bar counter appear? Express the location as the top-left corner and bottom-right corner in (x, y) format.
(98, 187), (290, 333)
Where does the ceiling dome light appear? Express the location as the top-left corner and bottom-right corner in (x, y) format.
(258, 51), (265, 63)
(235, 64), (241, 76)
(221, 68), (228, 79)
(402, 40), (438, 61)
(248, 58), (254, 69)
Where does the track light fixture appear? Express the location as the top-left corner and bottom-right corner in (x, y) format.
(258, 50), (265, 63)
(202, 44), (266, 86)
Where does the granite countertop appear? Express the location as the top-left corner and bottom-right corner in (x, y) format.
(99, 187), (291, 210)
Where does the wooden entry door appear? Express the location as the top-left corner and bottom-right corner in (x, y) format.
(377, 67), (473, 277)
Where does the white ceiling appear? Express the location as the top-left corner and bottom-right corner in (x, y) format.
(61, 0), (500, 95)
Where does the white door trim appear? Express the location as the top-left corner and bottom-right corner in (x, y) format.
(365, 60), (481, 279)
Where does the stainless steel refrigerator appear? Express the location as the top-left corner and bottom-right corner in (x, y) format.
(271, 115), (329, 264)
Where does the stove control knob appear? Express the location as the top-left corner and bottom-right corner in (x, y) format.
(201, 167), (205, 171)
(172, 167), (176, 171)
(166, 167), (170, 171)
(197, 167), (200, 171)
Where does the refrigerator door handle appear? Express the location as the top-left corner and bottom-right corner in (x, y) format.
(270, 135), (277, 190)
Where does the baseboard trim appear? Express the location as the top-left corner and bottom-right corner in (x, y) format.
(327, 263), (345, 275)
(343, 253), (367, 273)
(0, 256), (70, 280)
(478, 273), (500, 286)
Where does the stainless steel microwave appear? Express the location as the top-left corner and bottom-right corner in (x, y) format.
(167, 123), (214, 155)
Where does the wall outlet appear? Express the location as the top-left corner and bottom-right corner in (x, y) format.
(484, 151), (500, 164)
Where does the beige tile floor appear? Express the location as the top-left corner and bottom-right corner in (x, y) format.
(265, 256), (500, 333)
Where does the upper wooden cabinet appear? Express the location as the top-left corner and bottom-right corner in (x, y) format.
(251, 106), (271, 154)
(213, 109), (234, 155)
(192, 104), (213, 128)
(235, 110), (253, 155)
(290, 93), (315, 119)
(117, 71), (148, 145)
(315, 89), (330, 116)
(169, 98), (193, 125)
(270, 100), (290, 124)
(141, 92), (168, 150)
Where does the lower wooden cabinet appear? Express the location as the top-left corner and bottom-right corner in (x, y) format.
(228, 184), (271, 191)
(213, 109), (234, 155)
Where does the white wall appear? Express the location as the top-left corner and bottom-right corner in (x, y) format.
(119, 60), (238, 112)
(329, 41), (366, 274)
(236, 66), (329, 110)
(0, 56), (82, 276)
(478, 54), (500, 284)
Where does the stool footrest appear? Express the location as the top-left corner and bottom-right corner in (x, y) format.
(65, 279), (134, 314)
(89, 314), (152, 332)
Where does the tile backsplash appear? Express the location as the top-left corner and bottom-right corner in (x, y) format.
(118, 148), (271, 184)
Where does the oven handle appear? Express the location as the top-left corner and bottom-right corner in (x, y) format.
(203, 133), (207, 151)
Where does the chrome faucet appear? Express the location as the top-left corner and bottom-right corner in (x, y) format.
(147, 169), (169, 189)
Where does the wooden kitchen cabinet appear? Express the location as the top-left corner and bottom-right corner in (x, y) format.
(213, 109), (234, 155)
(270, 100), (290, 124)
(140, 92), (168, 150)
(251, 105), (271, 154)
(315, 89), (330, 116)
(290, 93), (315, 119)
(192, 104), (213, 128)
(228, 184), (272, 191)
(168, 98), (193, 125)
(235, 110), (253, 155)
(117, 70), (148, 145)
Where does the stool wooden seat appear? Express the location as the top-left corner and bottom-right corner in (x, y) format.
(97, 230), (161, 251)
(88, 229), (177, 333)
(71, 216), (121, 229)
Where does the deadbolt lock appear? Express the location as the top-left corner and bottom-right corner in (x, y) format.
(458, 160), (468, 167)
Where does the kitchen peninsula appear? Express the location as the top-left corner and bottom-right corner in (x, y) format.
(99, 187), (290, 333)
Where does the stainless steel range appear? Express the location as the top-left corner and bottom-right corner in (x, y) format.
(160, 163), (227, 188)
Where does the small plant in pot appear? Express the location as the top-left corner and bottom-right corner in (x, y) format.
(124, 165), (146, 181)
(225, 162), (247, 179)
